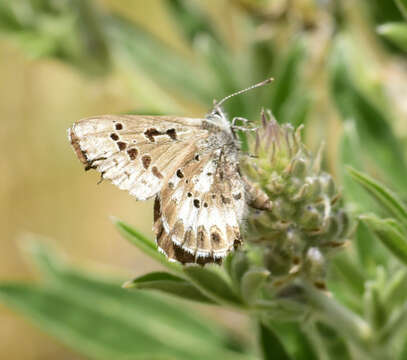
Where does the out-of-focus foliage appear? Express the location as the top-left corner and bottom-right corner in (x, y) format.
(1, 0), (407, 359)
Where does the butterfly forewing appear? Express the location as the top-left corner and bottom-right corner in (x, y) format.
(69, 115), (209, 200)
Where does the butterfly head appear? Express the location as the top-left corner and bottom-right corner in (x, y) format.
(206, 104), (231, 129)
(205, 78), (274, 133)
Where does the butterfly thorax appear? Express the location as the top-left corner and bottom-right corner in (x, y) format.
(200, 107), (240, 160)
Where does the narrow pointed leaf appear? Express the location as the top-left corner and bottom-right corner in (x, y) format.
(270, 40), (306, 123)
(113, 218), (182, 273)
(0, 283), (254, 360)
(4, 240), (257, 360)
(240, 269), (269, 304)
(377, 22), (407, 51)
(21, 238), (225, 350)
(347, 167), (407, 229)
(395, 0), (407, 19)
(124, 272), (215, 304)
(258, 321), (292, 360)
(263, 321), (318, 360)
(164, 0), (220, 44)
(0, 283), (188, 360)
(332, 252), (366, 297)
(183, 265), (243, 306)
(108, 15), (214, 104)
(361, 215), (407, 265)
(364, 284), (387, 330)
(311, 322), (352, 360)
(382, 269), (407, 310)
(256, 299), (306, 322)
(195, 35), (249, 150)
(339, 122), (379, 213)
(354, 221), (389, 274)
(399, 327), (407, 360)
(330, 38), (407, 195)
(378, 303), (407, 343)
(229, 251), (250, 289)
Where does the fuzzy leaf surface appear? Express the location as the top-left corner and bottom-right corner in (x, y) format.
(125, 271), (215, 304)
(361, 215), (407, 266)
(347, 167), (407, 229)
(377, 22), (407, 51)
(183, 265), (243, 306)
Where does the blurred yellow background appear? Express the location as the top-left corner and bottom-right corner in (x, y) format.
(0, 1), (230, 358)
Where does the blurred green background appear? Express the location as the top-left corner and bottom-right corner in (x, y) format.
(1, 0), (407, 359)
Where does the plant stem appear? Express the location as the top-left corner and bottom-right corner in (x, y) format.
(302, 283), (376, 359)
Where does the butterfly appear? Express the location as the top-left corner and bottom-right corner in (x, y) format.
(68, 79), (273, 264)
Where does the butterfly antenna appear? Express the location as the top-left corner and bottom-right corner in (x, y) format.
(215, 78), (274, 108)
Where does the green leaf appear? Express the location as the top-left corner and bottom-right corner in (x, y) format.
(280, 92), (310, 127)
(124, 271), (215, 304)
(4, 239), (255, 360)
(354, 221), (389, 274)
(183, 265), (243, 307)
(227, 251), (250, 289)
(258, 321), (292, 360)
(310, 322), (352, 360)
(256, 299), (306, 322)
(113, 218), (182, 273)
(330, 38), (407, 195)
(347, 167), (407, 229)
(164, 0), (220, 45)
(395, 0), (407, 19)
(0, 283), (176, 360)
(339, 122), (379, 213)
(377, 22), (407, 51)
(194, 34), (249, 150)
(21, 237), (225, 348)
(240, 269), (269, 304)
(108, 15), (215, 105)
(270, 40), (306, 122)
(378, 303), (407, 344)
(361, 215), (407, 266)
(332, 252), (366, 297)
(382, 269), (407, 311)
(263, 321), (318, 360)
(0, 0), (111, 75)
(401, 339), (407, 360)
(364, 282), (387, 331)
(0, 282), (254, 360)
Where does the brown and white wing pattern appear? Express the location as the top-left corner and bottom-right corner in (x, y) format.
(69, 115), (208, 200)
(154, 148), (247, 264)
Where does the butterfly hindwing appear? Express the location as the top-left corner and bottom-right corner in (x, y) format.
(155, 149), (246, 263)
(69, 115), (209, 200)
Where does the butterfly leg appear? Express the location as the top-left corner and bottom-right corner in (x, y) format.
(232, 117), (249, 126)
(232, 117), (259, 132)
(243, 177), (273, 211)
(232, 126), (259, 132)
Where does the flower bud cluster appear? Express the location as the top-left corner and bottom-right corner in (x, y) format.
(243, 111), (350, 288)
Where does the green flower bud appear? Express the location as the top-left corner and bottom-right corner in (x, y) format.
(243, 112), (350, 287)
